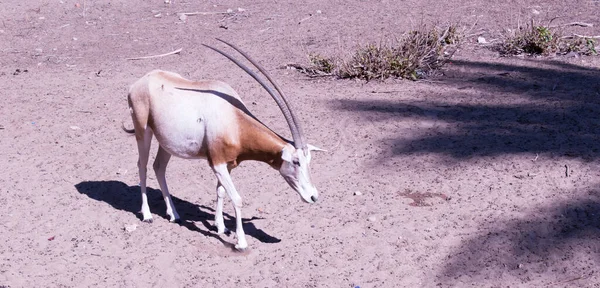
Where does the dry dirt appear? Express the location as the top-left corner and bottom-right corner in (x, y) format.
(2, 0), (600, 287)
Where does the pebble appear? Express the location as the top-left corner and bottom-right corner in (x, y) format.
(354, 191), (362, 196)
(367, 216), (377, 222)
(124, 224), (137, 232)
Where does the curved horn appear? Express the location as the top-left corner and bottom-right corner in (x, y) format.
(202, 44), (304, 148)
(215, 38), (307, 149)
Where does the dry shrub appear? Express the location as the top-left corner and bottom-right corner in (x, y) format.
(293, 25), (458, 81)
(497, 21), (598, 56)
(308, 53), (335, 74)
(338, 25), (457, 80)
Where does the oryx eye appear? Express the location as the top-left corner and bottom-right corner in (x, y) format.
(292, 160), (300, 166)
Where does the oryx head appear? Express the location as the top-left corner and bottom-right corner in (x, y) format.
(205, 38), (325, 203)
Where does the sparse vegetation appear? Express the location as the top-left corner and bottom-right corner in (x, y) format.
(292, 24), (459, 81)
(308, 53), (335, 74)
(497, 21), (598, 56)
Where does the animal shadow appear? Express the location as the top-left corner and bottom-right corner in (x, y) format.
(74, 180), (281, 247)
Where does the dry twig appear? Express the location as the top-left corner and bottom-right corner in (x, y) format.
(561, 34), (600, 39)
(546, 275), (583, 287)
(126, 48), (182, 60)
(549, 22), (593, 28)
(177, 11), (233, 16)
(298, 15), (313, 24)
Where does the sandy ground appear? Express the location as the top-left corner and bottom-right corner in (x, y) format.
(2, 0), (600, 287)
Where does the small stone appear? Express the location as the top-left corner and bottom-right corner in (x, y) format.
(237, 7), (246, 12)
(566, 51), (579, 58)
(316, 10), (322, 14)
(116, 168), (128, 175)
(70, 126), (81, 130)
(477, 36), (488, 44)
(164, 0), (171, 3)
(226, 8), (234, 13)
(367, 216), (377, 222)
(354, 191), (362, 196)
(124, 224), (137, 232)
(179, 14), (187, 22)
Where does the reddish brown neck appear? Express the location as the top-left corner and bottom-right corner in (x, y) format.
(236, 113), (289, 170)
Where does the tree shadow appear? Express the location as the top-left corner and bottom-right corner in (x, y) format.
(444, 59), (600, 103)
(333, 58), (600, 160)
(436, 194), (600, 286)
(337, 99), (600, 160)
(74, 180), (281, 248)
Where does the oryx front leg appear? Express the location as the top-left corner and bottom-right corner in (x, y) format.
(153, 146), (180, 223)
(214, 183), (228, 234)
(212, 164), (247, 250)
(137, 128), (153, 223)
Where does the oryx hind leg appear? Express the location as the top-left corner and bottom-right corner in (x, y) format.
(153, 146), (180, 223)
(137, 127), (154, 222)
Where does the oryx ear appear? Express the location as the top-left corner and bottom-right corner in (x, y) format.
(281, 146), (294, 162)
(307, 144), (327, 152)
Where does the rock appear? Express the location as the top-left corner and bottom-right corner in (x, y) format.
(566, 51), (579, 58)
(124, 224), (137, 232)
(477, 36), (488, 44)
(367, 216), (377, 222)
(354, 191), (362, 196)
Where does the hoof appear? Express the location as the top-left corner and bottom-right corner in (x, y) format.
(234, 244), (248, 252)
(217, 227), (230, 235)
(170, 218), (181, 224)
(142, 218), (153, 223)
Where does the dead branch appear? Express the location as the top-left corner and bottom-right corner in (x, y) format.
(465, 30), (485, 38)
(546, 275), (583, 287)
(561, 34), (600, 39)
(177, 11), (233, 16)
(126, 48), (182, 60)
(298, 15), (313, 24)
(549, 22), (593, 28)
(437, 27), (450, 44)
(285, 64), (332, 77)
